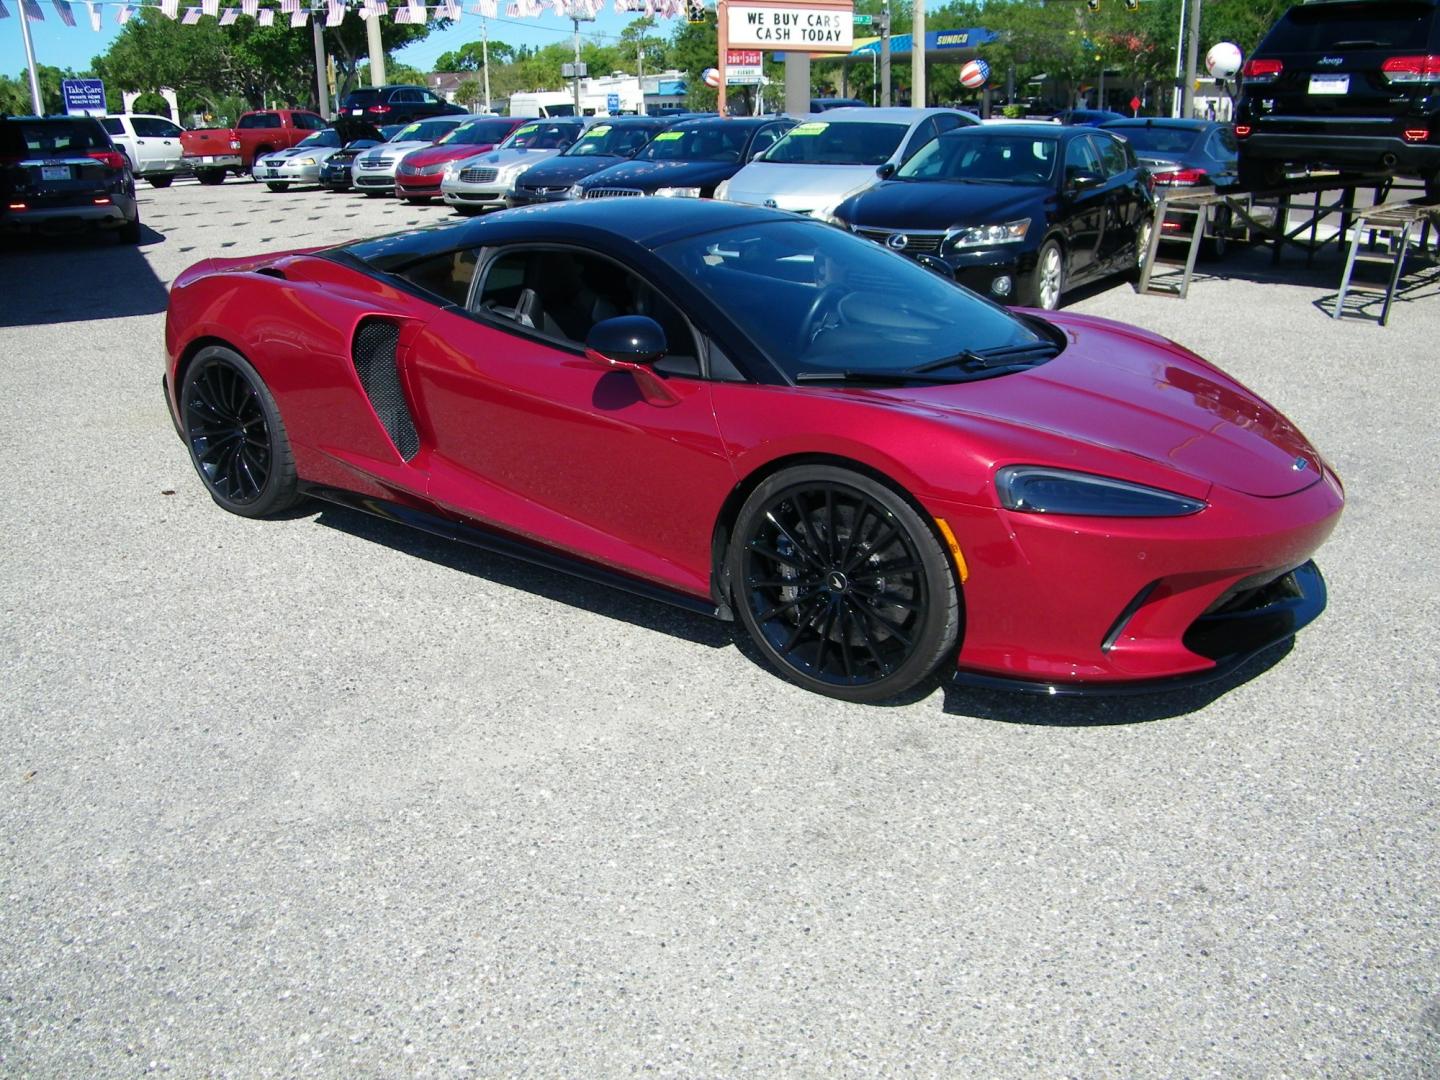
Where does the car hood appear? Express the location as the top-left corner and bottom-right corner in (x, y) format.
(361, 140), (429, 162)
(724, 161), (885, 210)
(880, 312), (1323, 499)
(580, 158), (740, 192)
(462, 147), (568, 170)
(839, 179), (1050, 229)
(517, 154), (626, 186)
(267, 145), (338, 162)
(405, 142), (500, 168)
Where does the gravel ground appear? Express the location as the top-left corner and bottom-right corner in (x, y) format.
(1, 177), (1437, 1079)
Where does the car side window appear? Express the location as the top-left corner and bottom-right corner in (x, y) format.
(933, 112), (968, 134)
(396, 248), (479, 307)
(1210, 128), (1239, 160)
(296, 113), (326, 130)
(900, 118), (940, 162)
(748, 124), (785, 160)
(101, 117), (125, 135)
(473, 248), (700, 374)
(1094, 134), (1129, 178)
(1063, 135), (1103, 182)
(421, 91), (441, 104)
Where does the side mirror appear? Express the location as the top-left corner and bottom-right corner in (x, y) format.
(876, 162), (897, 179)
(1068, 169), (1104, 190)
(585, 315), (667, 369)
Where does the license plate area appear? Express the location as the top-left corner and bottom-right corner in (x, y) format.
(1308, 74), (1349, 95)
(41, 165), (71, 180)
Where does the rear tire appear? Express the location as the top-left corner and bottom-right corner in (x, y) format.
(1424, 169), (1440, 201)
(147, 175), (174, 189)
(727, 465), (960, 703)
(195, 169), (225, 186)
(1202, 206), (1231, 260)
(118, 215), (141, 245)
(180, 345), (301, 519)
(265, 182), (290, 193)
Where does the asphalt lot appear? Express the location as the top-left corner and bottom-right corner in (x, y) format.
(2, 175), (1438, 1078)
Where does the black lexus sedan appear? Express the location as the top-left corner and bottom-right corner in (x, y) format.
(510, 116), (677, 205)
(571, 115), (795, 201)
(833, 123), (1154, 310)
(319, 122), (403, 191)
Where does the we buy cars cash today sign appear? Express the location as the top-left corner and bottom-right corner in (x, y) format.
(726, 1), (855, 52)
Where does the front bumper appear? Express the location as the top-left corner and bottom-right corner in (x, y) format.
(441, 184), (511, 209)
(928, 464), (1344, 688)
(254, 160), (322, 184)
(395, 173), (445, 196)
(353, 166), (400, 191)
(319, 164), (354, 188)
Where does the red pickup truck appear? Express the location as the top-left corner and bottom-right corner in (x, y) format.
(181, 109), (328, 184)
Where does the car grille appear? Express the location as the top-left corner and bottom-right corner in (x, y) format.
(358, 155), (391, 168)
(263, 158), (284, 168)
(521, 184), (571, 194)
(854, 227), (946, 254)
(584, 187), (645, 199)
(458, 166), (498, 184)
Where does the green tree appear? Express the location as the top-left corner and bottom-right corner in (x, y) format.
(436, 40), (515, 72)
(454, 78), (482, 107)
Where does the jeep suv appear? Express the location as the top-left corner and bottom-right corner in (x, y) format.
(1, 115), (141, 243)
(1235, 0), (1440, 196)
(338, 85), (467, 125)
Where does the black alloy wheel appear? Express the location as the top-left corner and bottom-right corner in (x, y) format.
(148, 175), (174, 188)
(181, 346), (299, 518)
(195, 169), (225, 185)
(729, 465), (961, 703)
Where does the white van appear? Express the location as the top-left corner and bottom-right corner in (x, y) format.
(99, 114), (187, 187)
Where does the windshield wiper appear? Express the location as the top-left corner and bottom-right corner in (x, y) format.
(908, 341), (1060, 375)
(794, 370), (964, 385)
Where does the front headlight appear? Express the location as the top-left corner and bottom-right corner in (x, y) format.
(293, 157), (316, 166)
(949, 219), (1031, 250)
(712, 178), (731, 201)
(656, 186), (702, 198)
(563, 184), (582, 199)
(996, 466), (1206, 518)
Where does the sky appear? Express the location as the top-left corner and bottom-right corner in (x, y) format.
(1, 6), (679, 87)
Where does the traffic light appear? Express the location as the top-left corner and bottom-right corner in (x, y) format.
(1125, 0), (1139, 10)
(687, 0), (706, 23)
(1086, 0), (1100, 10)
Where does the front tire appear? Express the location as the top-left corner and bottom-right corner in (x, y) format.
(180, 345), (300, 519)
(195, 169), (225, 186)
(727, 465), (960, 703)
(1020, 239), (1065, 310)
(147, 175), (174, 189)
(265, 182), (290, 193)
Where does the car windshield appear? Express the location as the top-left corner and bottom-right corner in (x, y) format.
(636, 125), (751, 162)
(499, 121), (582, 150)
(439, 119), (519, 146)
(654, 220), (1045, 378)
(1107, 124), (1202, 155)
(342, 89), (382, 108)
(392, 119), (459, 143)
(761, 121), (908, 166)
(564, 122), (665, 157)
(1261, 1), (1434, 51)
(297, 129), (342, 148)
(898, 132), (1060, 185)
(0, 119), (108, 155)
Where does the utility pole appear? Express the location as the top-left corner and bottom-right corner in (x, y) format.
(879, 0), (891, 107)
(366, 9), (386, 87)
(18, 3), (44, 115)
(1181, 0), (1202, 118)
(482, 17), (492, 112)
(572, 15), (583, 113)
(912, 0), (925, 107)
(1172, 0), (1188, 117)
(312, 19), (331, 117)
(637, 43), (647, 116)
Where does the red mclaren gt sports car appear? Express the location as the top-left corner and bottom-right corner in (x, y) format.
(163, 200), (1343, 703)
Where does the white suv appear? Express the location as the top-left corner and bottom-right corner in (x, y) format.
(99, 114), (186, 188)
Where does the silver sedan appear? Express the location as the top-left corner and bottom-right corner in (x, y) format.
(440, 118), (592, 213)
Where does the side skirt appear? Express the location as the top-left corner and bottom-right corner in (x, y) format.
(302, 484), (722, 620)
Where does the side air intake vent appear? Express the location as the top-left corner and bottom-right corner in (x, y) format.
(352, 319), (420, 461)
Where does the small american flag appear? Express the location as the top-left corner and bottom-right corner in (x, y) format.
(241, 0), (256, 13)
(290, 7), (306, 23)
(325, 0), (342, 24)
(182, 6), (201, 22)
(437, 0), (458, 18)
(202, 0), (217, 15)
(116, 3), (133, 22)
(219, 7), (238, 22)
(51, 0), (75, 24)
(20, 0), (43, 20)
(256, 7), (272, 23)
(85, 0), (100, 27)
(159, 0), (177, 17)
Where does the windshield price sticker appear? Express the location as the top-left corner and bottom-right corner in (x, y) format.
(585, 125), (611, 137)
(515, 125), (539, 135)
(790, 122), (829, 136)
(727, 5), (855, 51)
(654, 131), (684, 141)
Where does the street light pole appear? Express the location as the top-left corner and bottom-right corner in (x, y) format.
(879, 0), (891, 107)
(1172, 0), (1188, 117)
(1181, 0), (1202, 118)
(312, 19), (331, 117)
(572, 15), (583, 113)
(482, 17), (492, 112)
(912, 0), (925, 107)
(18, 4), (45, 115)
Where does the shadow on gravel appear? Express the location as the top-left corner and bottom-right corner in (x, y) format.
(310, 502), (736, 650)
(940, 641), (1293, 726)
(0, 228), (170, 327)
